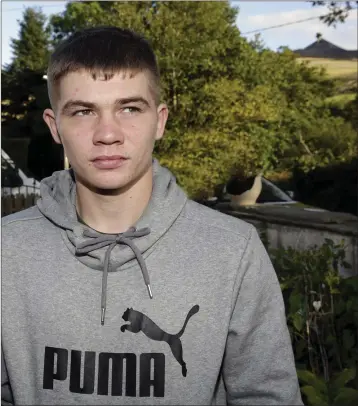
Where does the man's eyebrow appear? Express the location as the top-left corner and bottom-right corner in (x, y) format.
(115, 97), (150, 107)
(61, 97), (151, 114)
(61, 100), (96, 114)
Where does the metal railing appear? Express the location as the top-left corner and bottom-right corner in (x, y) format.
(1, 185), (41, 217)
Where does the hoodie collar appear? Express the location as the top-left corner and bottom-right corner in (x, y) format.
(37, 159), (188, 323)
(37, 158), (187, 271)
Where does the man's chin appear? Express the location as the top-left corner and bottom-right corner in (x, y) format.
(75, 175), (129, 195)
(75, 162), (151, 194)
(91, 180), (130, 194)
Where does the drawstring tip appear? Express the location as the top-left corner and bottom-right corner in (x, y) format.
(147, 284), (153, 299)
(101, 307), (106, 325)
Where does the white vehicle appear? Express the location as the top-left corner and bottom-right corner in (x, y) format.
(204, 177), (326, 212)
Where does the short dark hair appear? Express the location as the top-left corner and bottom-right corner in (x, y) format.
(47, 26), (161, 106)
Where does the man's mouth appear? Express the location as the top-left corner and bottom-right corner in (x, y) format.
(92, 155), (129, 170)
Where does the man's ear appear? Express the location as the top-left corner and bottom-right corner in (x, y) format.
(155, 103), (169, 141)
(43, 109), (61, 144)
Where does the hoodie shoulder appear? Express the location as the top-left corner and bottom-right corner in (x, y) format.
(2, 205), (43, 228)
(182, 200), (254, 241)
(2, 206), (53, 256)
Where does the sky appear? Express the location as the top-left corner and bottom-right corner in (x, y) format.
(1, 1), (357, 67)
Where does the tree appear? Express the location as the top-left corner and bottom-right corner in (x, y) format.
(48, 1), (358, 197)
(2, 7), (61, 179)
(311, 1), (358, 26)
(10, 7), (50, 72)
(49, 1), (272, 195)
(3, 1), (356, 196)
(3, 6), (51, 130)
(1, 68), (63, 179)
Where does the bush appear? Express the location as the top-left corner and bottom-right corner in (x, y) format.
(268, 239), (358, 406)
(293, 157), (358, 215)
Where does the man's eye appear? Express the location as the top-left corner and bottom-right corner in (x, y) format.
(122, 107), (140, 114)
(73, 109), (93, 116)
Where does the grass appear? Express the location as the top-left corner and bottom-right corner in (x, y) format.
(297, 57), (357, 77)
(325, 93), (356, 105)
(298, 57), (357, 96)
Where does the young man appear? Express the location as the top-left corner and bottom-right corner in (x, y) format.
(2, 27), (303, 405)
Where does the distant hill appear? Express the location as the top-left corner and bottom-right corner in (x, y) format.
(294, 39), (357, 59)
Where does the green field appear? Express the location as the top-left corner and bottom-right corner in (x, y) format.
(298, 57), (357, 99)
(325, 92), (356, 104)
(297, 57), (357, 77)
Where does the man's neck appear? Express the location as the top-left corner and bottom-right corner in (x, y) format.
(75, 167), (153, 234)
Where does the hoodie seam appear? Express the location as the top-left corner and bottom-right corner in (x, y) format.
(2, 216), (44, 228)
(229, 224), (254, 315)
(180, 212), (251, 242)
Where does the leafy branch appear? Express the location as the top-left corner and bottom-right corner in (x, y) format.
(311, 1), (358, 26)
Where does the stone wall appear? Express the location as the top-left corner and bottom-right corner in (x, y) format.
(215, 203), (358, 276)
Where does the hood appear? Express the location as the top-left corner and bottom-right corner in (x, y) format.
(37, 158), (188, 324)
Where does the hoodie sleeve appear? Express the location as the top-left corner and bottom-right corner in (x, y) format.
(222, 226), (303, 405)
(1, 347), (14, 406)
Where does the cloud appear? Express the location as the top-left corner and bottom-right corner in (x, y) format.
(246, 5), (357, 26)
(238, 5), (357, 51)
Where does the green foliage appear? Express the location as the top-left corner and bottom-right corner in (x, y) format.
(286, 116), (358, 172)
(344, 95), (358, 130)
(1, 68), (61, 179)
(326, 94), (358, 131)
(1, 6), (60, 179)
(157, 128), (249, 199)
(297, 368), (358, 406)
(2, 6), (51, 139)
(311, 1), (358, 26)
(326, 93), (356, 107)
(2, 70), (48, 130)
(2, 1), (356, 193)
(10, 7), (50, 73)
(269, 239), (358, 406)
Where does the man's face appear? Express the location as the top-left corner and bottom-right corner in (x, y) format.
(43, 69), (168, 192)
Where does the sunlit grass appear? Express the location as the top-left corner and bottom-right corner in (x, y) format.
(297, 57), (357, 77)
(325, 93), (356, 105)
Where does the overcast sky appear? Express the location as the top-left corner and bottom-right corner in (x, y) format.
(2, 1), (357, 67)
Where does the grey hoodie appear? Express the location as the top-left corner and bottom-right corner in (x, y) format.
(2, 159), (303, 405)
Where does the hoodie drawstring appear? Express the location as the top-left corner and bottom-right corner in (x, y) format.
(76, 227), (152, 325)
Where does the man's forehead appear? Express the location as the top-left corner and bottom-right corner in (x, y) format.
(51, 68), (159, 111)
(57, 70), (153, 103)
(61, 68), (150, 85)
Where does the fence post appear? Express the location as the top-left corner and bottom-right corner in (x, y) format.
(1, 188), (39, 217)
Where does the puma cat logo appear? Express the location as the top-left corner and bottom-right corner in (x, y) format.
(121, 305), (200, 377)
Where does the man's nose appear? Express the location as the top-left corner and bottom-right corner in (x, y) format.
(92, 114), (124, 145)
